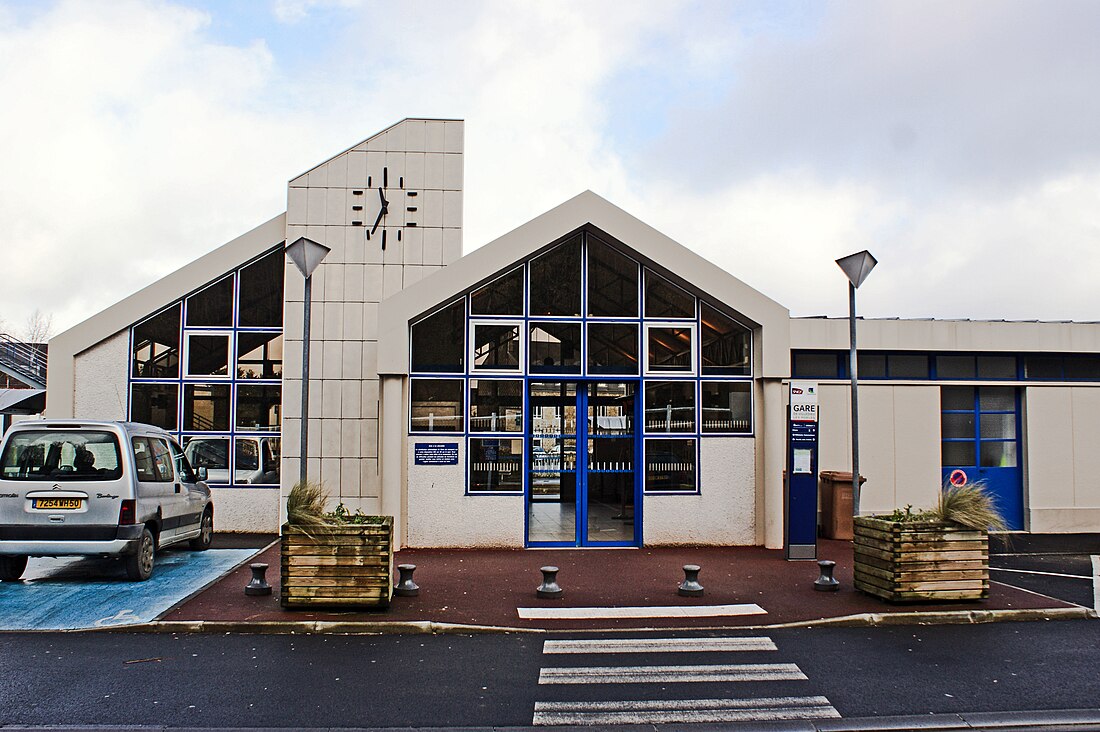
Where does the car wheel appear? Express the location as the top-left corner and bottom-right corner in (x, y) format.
(189, 508), (213, 551)
(0, 555), (28, 581)
(125, 527), (156, 581)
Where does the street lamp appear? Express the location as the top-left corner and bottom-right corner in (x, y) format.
(285, 236), (331, 486)
(835, 250), (877, 517)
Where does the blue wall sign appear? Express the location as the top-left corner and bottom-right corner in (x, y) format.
(786, 381), (819, 560)
(414, 442), (459, 466)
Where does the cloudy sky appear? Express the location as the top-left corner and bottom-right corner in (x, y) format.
(1, 0), (1098, 337)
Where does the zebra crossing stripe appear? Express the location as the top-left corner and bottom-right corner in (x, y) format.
(544, 637), (778, 654)
(538, 662), (807, 684)
(533, 696), (840, 725)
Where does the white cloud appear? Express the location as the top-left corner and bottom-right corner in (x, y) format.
(1, 0), (1099, 337)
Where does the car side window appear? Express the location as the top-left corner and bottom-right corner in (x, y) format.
(131, 437), (158, 482)
(167, 439), (197, 483)
(149, 438), (175, 482)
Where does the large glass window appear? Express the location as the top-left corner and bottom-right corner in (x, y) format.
(184, 436), (230, 483)
(469, 438), (523, 493)
(186, 334), (231, 377)
(647, 325), (694, 374)
(236, 385), (281, 431)
(128, 245), (284, 487)
(186, 276), (234, 327)
(471, 268), (523, 316)
(410, 379), (464, 432)
(234, 436), (280, 485)
(469, 380), (523, 433)
(131, 383), (178, 431)
(644, 380), (696, 433)
(645, 271), (695, 319)
(700, 303), (750, 375)
(183, 384), (230, 432)
(411, 300), (465, 373)
(529, 322), (581, 374)
(645, 438), (696, 493)
(238, 250), (284, 328)
(471, 322), (521, 371)
(529, 237), (582, 317)
(587, 237), (638, 317)
(132, 306), (181, 378)
(587, 323), (638, 375)
(236, 333), (283, 379)
(701, 381), (751, 433)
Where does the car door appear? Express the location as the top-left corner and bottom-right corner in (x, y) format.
(168, 437), (206, 535)
(130, 436), (176, 540)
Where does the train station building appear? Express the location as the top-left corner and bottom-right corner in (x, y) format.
(44, 118), (1100, 547)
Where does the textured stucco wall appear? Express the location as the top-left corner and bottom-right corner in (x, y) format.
(644, 437), (756, 546)
(210, 487), (280, 533)
(405, 437), (524, 547)
(73, 330), (129, 420)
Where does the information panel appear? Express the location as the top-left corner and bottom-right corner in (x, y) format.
(414, 442), (460, 466)
(786, 381), (819, 560)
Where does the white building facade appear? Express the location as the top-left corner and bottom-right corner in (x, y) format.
(44, 119), (1100, 547)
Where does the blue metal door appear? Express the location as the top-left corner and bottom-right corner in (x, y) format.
(940, 386), (1024, 530)
(525, 381), (640, 547)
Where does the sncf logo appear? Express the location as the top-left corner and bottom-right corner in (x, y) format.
(791, 387), (803, 395)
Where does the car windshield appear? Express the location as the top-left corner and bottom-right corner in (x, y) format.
(0, 430), (123, 481)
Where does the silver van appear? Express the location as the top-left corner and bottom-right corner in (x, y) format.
(0, 421), (213, 582)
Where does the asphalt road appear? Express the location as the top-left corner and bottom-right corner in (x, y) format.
(1, 620), (1098, 729)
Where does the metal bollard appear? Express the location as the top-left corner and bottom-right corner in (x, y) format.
(537, 566), (563, 599)
(244, 563), (272, 596)
(814, 560), (840, 592)
(394, 563), (420, 597)
(678, 564), (704, 597)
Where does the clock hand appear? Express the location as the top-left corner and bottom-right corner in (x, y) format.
(371, 187), (389, 235)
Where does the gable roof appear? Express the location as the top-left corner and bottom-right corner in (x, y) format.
(378, 191), (791, 377)
(45, 213), (286, 417)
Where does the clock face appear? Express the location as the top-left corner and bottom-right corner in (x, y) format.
(361, 166), (419, 251)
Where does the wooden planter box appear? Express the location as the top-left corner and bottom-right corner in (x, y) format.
(280, 518), (393, 609)
(853, 516), (989, 603)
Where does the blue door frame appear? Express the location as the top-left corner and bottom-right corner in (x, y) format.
(941, 386), (1025, 531)
(525, 379), (642, 547)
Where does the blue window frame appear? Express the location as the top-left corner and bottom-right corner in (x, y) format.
(408, 228), (755, 507)
(127, 245), (285, 488)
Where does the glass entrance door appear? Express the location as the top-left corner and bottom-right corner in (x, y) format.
(526, 381), (639, 546)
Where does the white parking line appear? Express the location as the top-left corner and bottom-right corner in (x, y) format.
(519, 603), (766, 620)
(533, 696), (839, 725)
(989, 567), (1091, 580)
(538, 663), (806, 684)
(1092, 556), (1099, 611)
(544, 637), (778, 654)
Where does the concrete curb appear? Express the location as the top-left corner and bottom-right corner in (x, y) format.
(59, 604), (1095, 635)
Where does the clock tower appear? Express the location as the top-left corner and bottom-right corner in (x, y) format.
(282, 118), (464, 513)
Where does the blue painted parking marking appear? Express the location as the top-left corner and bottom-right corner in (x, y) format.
(0, 548), (257, 631)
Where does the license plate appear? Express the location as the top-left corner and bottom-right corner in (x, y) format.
(32, 498), (82, 510)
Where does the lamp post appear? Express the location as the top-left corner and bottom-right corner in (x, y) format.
(835, 250), (877, 517)
(285, 237), (331, 486)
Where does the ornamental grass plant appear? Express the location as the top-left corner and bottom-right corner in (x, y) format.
(883, 480), (1006, 531)
(285, 480), (331, 537)
(286, 480), (388, 533)
(927, 481), (1007, 531)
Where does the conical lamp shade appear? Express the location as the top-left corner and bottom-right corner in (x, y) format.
(836, 250), (877, 289)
